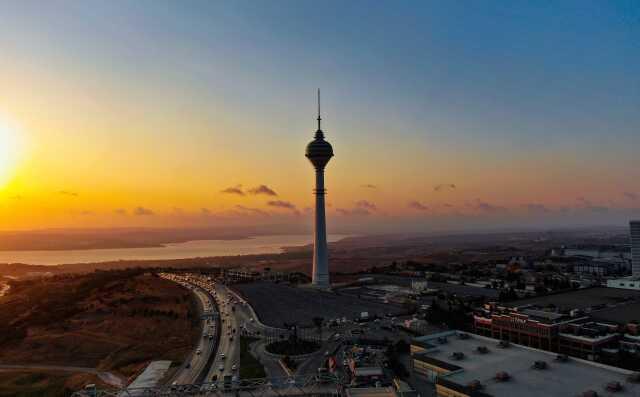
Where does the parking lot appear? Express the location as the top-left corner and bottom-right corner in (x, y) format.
(234, 282), (405, 327)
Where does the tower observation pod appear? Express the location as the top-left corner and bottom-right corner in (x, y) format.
(305, 90), (334, 288)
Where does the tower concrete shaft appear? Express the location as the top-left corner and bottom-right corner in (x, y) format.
(312, 168), (329, 287)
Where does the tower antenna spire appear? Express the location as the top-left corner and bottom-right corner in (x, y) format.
(317, 88), (321, 130)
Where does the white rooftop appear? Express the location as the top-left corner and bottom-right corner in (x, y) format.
(415, 331), (639, 397)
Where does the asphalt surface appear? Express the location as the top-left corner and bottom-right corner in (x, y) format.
(205, 284), (240, 382)
(159, 275), (217, 385)
(234, 282), (404, 327)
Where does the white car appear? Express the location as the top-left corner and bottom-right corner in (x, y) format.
(220, 353), (226, 360)
(232, 364), (237, 371)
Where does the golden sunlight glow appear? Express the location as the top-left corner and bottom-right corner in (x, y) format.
(0, 117), (21, 187)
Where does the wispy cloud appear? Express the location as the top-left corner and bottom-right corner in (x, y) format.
(133, 206), (154, 216)
(434, 183), (456, 192)
(115, 208), (127, 215)
(361, 184), (377, 189)
(267, 200), (297, 210)
(337, 200), (378, 216)
(248, 185), (277, 196)
(235, 205), (269, 216)
(408, 201), (429, 211)
(624, 192), (638, 201)
(201, 208), (211, 215)
(221, 185), (245, 196)
(522, 203), (551, 214)
(58, 190), (79, 197)
(576, 197), (608, 213)
(337, 207), (372, 216)
(355, 200), (377, 211)
(470, 199), (507, 213)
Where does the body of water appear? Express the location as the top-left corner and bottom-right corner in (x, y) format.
(0, 234), (351, 266)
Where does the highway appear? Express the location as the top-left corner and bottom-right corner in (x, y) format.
(205, 284), (240, 383)
(159, 274), (219, 386)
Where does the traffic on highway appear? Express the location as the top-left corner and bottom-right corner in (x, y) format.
(158, 272), (266, 392)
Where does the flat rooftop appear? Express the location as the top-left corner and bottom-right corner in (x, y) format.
(507, 287), (640, 312)
(413, 331), (638, 397)
(233, 282), (404, 327)
(591, 301), (640, 324)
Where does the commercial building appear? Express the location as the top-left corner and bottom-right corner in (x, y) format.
(411, 331), (639, 397)
(604, 221), (640, 290)
(631, 220), (640, 277)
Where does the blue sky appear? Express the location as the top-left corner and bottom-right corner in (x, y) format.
(0, 1), (638, 231)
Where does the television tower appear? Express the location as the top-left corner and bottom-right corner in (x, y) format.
(305, 90), (334, 288)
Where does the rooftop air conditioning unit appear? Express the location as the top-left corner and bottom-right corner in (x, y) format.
(582, 391), (599, 397)
(437, 336), (448, 344)
(555, 354), (569, 362)
(458, 332), (470, 340)
(606, 381), (623, 392)
(451, 352), (465, 360)
(467, 380), (482, 390)
(532, 361), (547, 370)
(627, 372), (640, 383)
(476, 346), (489, 354)
(498, 340), (510, 348)
(494, 371), (510, 382)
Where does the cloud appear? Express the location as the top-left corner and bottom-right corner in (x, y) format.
(58, 190), (79, 197)
(9, 195), (23, 200)
(434, 184), (456, 192)
(442, 203), (454, 208)
(355, 200), (377, 211)
(248, 185), (277, 196)
(337, 207), (372, 216)
(408, 201), (429, 211)
(470, 199), (507, 213)
(523, 203), (551, 214)
(201, 208), (211, 215)
(235, 205), (269, 216)
(575, 197), (608, 213)
(624, 192), (638, 201)
(361, 184), (377, 189)
(267, 200), (297, 210)
(115, 208), (127, 215)
(133, 206), (154, 216)
(337, 200), (377, 216)
(221, 185), (245, 196)
(80, 210), (94, 216)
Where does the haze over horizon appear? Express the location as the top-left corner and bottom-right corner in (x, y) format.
(1, 1), (639, 233)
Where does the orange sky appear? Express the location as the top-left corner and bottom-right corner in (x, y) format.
(0, 2), (638, 232)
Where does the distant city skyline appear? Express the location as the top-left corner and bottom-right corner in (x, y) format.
(0, 1), (639, 232)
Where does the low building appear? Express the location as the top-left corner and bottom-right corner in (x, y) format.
(474, 304), (587, 352)
(607, 277), (640, 291)
(345, 387), (398, 397)
(411, 331), (639, 397)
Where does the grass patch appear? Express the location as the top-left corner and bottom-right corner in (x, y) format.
(239, 336), (266, 379)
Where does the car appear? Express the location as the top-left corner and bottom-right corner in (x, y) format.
(231, 364), (237, 371)
(196, 349), (202, 355)
(220, 353), (226, 360)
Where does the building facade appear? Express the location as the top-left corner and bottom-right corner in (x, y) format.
(631, 220), (640, 277)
